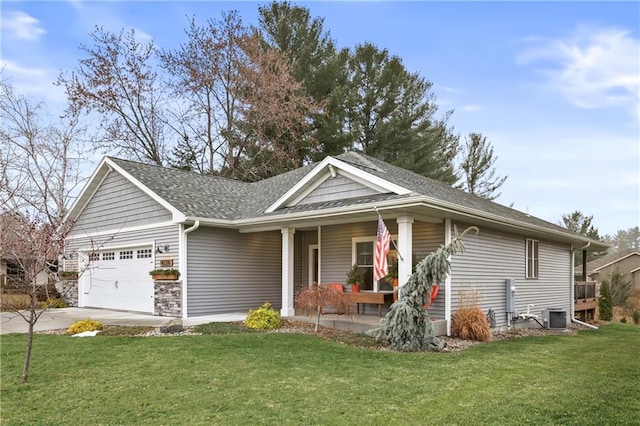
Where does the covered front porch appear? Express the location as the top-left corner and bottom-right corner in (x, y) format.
(273, 210), (451, 333)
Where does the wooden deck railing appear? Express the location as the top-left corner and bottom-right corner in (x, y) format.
(574, 281), (597, 321)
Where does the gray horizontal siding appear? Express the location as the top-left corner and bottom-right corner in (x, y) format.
(64, 224), (180, 271)
(450, 222), (571, 328)
(70, 170), (172, 234)
(296, 175), (380, 206)
(321, 221), (395, 284)
(413, 221), (445, 318)
(186, 227), (281, 316)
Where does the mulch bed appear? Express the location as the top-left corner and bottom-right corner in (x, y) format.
(36, 319), (585, 352)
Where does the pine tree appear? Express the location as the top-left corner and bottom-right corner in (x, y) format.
(368, 226), (478, 351)
(598, 280), (613, 321)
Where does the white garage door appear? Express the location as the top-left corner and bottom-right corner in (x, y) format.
(81, 247), (154, 313)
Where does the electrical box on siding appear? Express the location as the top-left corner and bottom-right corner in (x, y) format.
(505, 279), (516, 314)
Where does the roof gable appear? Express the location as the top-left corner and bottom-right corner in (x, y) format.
(592, 252), (640, 272)
(65, 157), (186, 224)
(265, 156), (411, 213)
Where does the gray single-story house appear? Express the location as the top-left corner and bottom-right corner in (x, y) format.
(62, 152), (606, 334)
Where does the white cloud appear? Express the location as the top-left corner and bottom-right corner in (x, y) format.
(1, 11), (46, 41)
(0, 59), (67, 104)
(461, 104), (482, 112)
(517, 25), (640, 119)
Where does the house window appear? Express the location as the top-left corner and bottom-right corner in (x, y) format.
(355, 239), (374, 291)
(89, 253), (99, 261)
(119, 250), (133, 260)
(352, 235), (397, 291)
(102, 252), (115, 261)
(526, 239), (539, 279)
(137, 249), (152, 259)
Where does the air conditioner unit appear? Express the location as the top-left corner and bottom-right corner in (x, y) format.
(542, 309), (566, 330)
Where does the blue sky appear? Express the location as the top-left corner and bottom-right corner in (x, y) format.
(1, 1), (638, 236)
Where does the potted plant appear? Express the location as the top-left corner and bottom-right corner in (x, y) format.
(149, 269), (180, 280)
(346, 264), (365, 293)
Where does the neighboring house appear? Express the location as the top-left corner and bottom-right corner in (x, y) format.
(0, 213), (51, 292)
(63, 152), (606, 334)
(583, 251), (640, 292)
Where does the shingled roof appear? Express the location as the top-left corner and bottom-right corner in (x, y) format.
(104, 152), (604, 247)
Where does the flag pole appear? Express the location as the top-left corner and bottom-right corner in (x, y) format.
(373, 206), (404, 261)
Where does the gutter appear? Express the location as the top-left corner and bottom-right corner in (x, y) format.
(570, 242), (598, 330)
(180, 220), (200, 318)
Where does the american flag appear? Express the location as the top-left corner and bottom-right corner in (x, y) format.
(373, 215), (391, 282)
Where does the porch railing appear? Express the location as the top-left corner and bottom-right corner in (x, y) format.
(574, 281), (597, 321)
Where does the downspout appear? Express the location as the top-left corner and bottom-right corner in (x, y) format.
(571, 242), (598, 330)
(181, 220), (200, 319)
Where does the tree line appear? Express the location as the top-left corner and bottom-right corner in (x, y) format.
(50, 1), (505, 197)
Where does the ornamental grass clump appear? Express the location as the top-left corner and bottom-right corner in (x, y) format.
(452, 289), (492, 341)
(66, 319), (104, 335)
(245, 302), (282, 330)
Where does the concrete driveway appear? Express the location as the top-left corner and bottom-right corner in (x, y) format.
(0, 308), (247, 335)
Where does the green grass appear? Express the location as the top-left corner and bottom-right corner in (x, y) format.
(1, 324), (639, 425)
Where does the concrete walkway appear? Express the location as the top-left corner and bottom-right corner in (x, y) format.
(0, 308), (247, 335)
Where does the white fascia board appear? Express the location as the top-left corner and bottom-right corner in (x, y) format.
(105, 158), (186, 222)
(408, 196), (609, 249)
(592, 252), (640, 272)
(66, 221), (178, 240)
(265, 156), (411, 213)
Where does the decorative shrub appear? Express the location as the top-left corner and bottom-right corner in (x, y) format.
(598, 280), (613, 321)
(42, 297), (68, 309)
(245, 302), (282, 330)
(609, 271), (632, 306)
(451, 289), (492, 341)
(620, 317), (627, 323)
(632, 311), (640, 325)
(295, 284), (351, 332)
(66, 319), (104, 335)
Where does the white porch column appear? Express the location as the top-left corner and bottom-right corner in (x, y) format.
(396, 215), (414, 288)
(281, 227), (295, 317)
(444, 218), (453, 336)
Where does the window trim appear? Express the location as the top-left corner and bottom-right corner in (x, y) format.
(525, 238), (539, 279)
(352, 234), (398, 292)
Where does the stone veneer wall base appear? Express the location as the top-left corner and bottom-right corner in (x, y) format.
(154, 280), (182, 317)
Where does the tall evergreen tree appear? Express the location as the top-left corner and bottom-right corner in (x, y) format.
(258, 1), (351, 159)
(344, 43), (460, 184)
(457, 132), (507, 200)
(258, 3), (460, 183)
(560, 211), (606, 263)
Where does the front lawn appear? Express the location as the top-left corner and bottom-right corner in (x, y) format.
(1, 323), (639, 425)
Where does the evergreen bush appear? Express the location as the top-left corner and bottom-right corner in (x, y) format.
(598, 280), (613, 321)
(245, 302), (282, 330)
(632, 311), (640, 325)
(609, 271), (632, 306)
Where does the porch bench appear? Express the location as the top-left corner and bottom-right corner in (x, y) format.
(348, 291), (394, 317)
